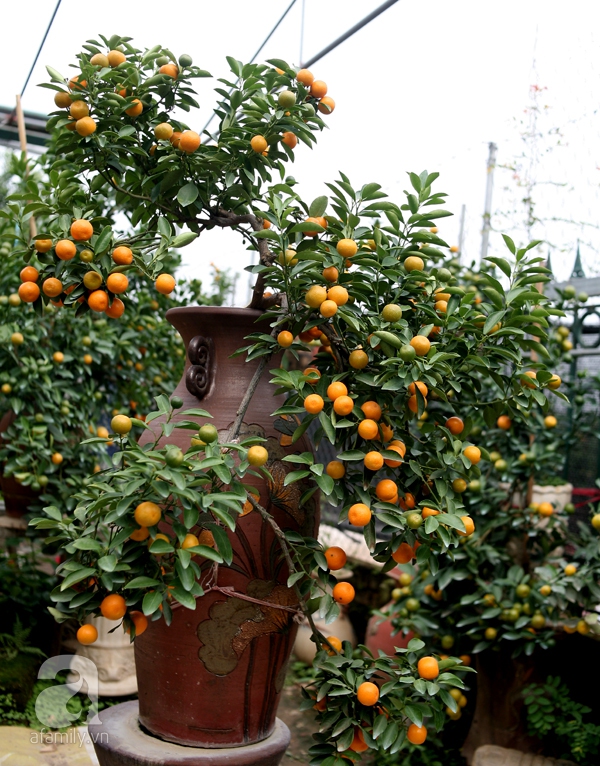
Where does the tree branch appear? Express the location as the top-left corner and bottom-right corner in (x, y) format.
(225, 355), (270, 443)
(96, 169), (277, 309)
(246, 492), (334, 652)
(319, 323), (344, 371)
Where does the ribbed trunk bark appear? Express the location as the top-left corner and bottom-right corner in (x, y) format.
(462, 647), (538, 764)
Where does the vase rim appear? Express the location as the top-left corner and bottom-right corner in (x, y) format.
(166, 306), (265, 320)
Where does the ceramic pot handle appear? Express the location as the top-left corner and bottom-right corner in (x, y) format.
(185, 335), (214, 400)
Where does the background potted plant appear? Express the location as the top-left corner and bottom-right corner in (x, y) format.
(380, 257), (600, 761)
(0, 149), (232, 519)
(6, 33), (571, 762)
(0, 148), (231, 704)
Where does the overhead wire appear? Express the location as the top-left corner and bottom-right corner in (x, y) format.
(299, 0), (306, 68)
(201, 0), (298, 140)
(204, 0), (401, 142)
(20, 0), (63, 98)
(300, 0), (400, 68)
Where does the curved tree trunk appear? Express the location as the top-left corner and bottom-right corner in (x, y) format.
(462, 647), (539, 764)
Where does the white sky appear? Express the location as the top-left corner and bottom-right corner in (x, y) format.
(2, 0), (599, 303)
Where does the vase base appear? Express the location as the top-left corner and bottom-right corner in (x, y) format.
(90, 701), (291, 766)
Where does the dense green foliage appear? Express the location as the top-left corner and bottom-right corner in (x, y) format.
(523, 676), (600, 764)
(6, 33), (598, 763)
(0, 150), (230, 514)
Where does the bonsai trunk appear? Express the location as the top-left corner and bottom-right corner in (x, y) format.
(462, 646), (538, 764)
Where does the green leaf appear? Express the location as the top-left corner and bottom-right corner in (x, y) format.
(483, 310), (506, 335)
(266, 58), (290, 72)
(172, 588), (196, 609)
(226, 56), (242, 76)
(336, 450), (365, 461)
(314, 473), (334, 495)
(292, 415), (314, 443)
(48, 607), (71, 623)
(472, 641), (491, 654)
(289, 222), (325, 234)
(61, 568), (96, 591)
(42, 505), (63, 521)
(309, 196), (328, 217)
(380, 720), (400, 750)
(409, 460), (423, 479)
(373, 714), (388, 739)
(419, 208), (453, 220)
(253, 229), (280, 240)
(287, 571), (305, 587)
(149, 539), (174, 554)
(424, 516), (439, 533)
(486, 256), (512, 278)
(482, 287), (504, 309)
(46, 65), (65, 83)
(319, 410), (335, 444)
(502, 234), (516, 254)
(125, 577), (161, 589)
(181, 408), (213, 418)
(72, 538), (103, 552)
(439, 689), (458, 712)
(142, 589), (163, 615)
(94, 225), (113, 256)
(158, 217), (172, 237)
(361, 183), (383, 200)
(404, 703), (423, 727)
(177, 182), (199, 207)
(436, 513), (466, 532)
(97, 555), (117, 572)
(482, 607), (502, 619)
(409, 172), (422, 192)
(185, 546), (223, 563)
(183, 506), (199, 529)
(176, 561), (195, 591)
(446, 294), (461, 318)
(284, 470), (311, 485)
(172, 231), (198, 248)
(213, 463), (232, 484)
(521, 339), (550, 359)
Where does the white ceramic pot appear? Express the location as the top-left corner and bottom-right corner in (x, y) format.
(67, 616), (137, 696)
(293, 610), (357, 664)
(531, 483), (573, 511)
(498, 482), (573, 511)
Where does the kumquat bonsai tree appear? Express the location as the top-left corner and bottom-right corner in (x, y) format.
(4, 33), (580, 763)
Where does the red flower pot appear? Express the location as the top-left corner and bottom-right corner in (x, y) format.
(134, 307), (319, 748)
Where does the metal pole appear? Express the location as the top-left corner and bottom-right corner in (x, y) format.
(457, 204), (466, 263)
(480, 141), (497, 263)
(301, 0), (400, 68)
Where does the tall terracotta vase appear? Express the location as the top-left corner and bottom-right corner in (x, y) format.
(134, 307), (319, 748)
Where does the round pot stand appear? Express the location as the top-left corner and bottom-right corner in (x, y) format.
(89, 700), (290, 766)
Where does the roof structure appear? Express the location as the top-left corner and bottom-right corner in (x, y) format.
(0, 105), (49, 150)
(571, 242), (586, 279)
